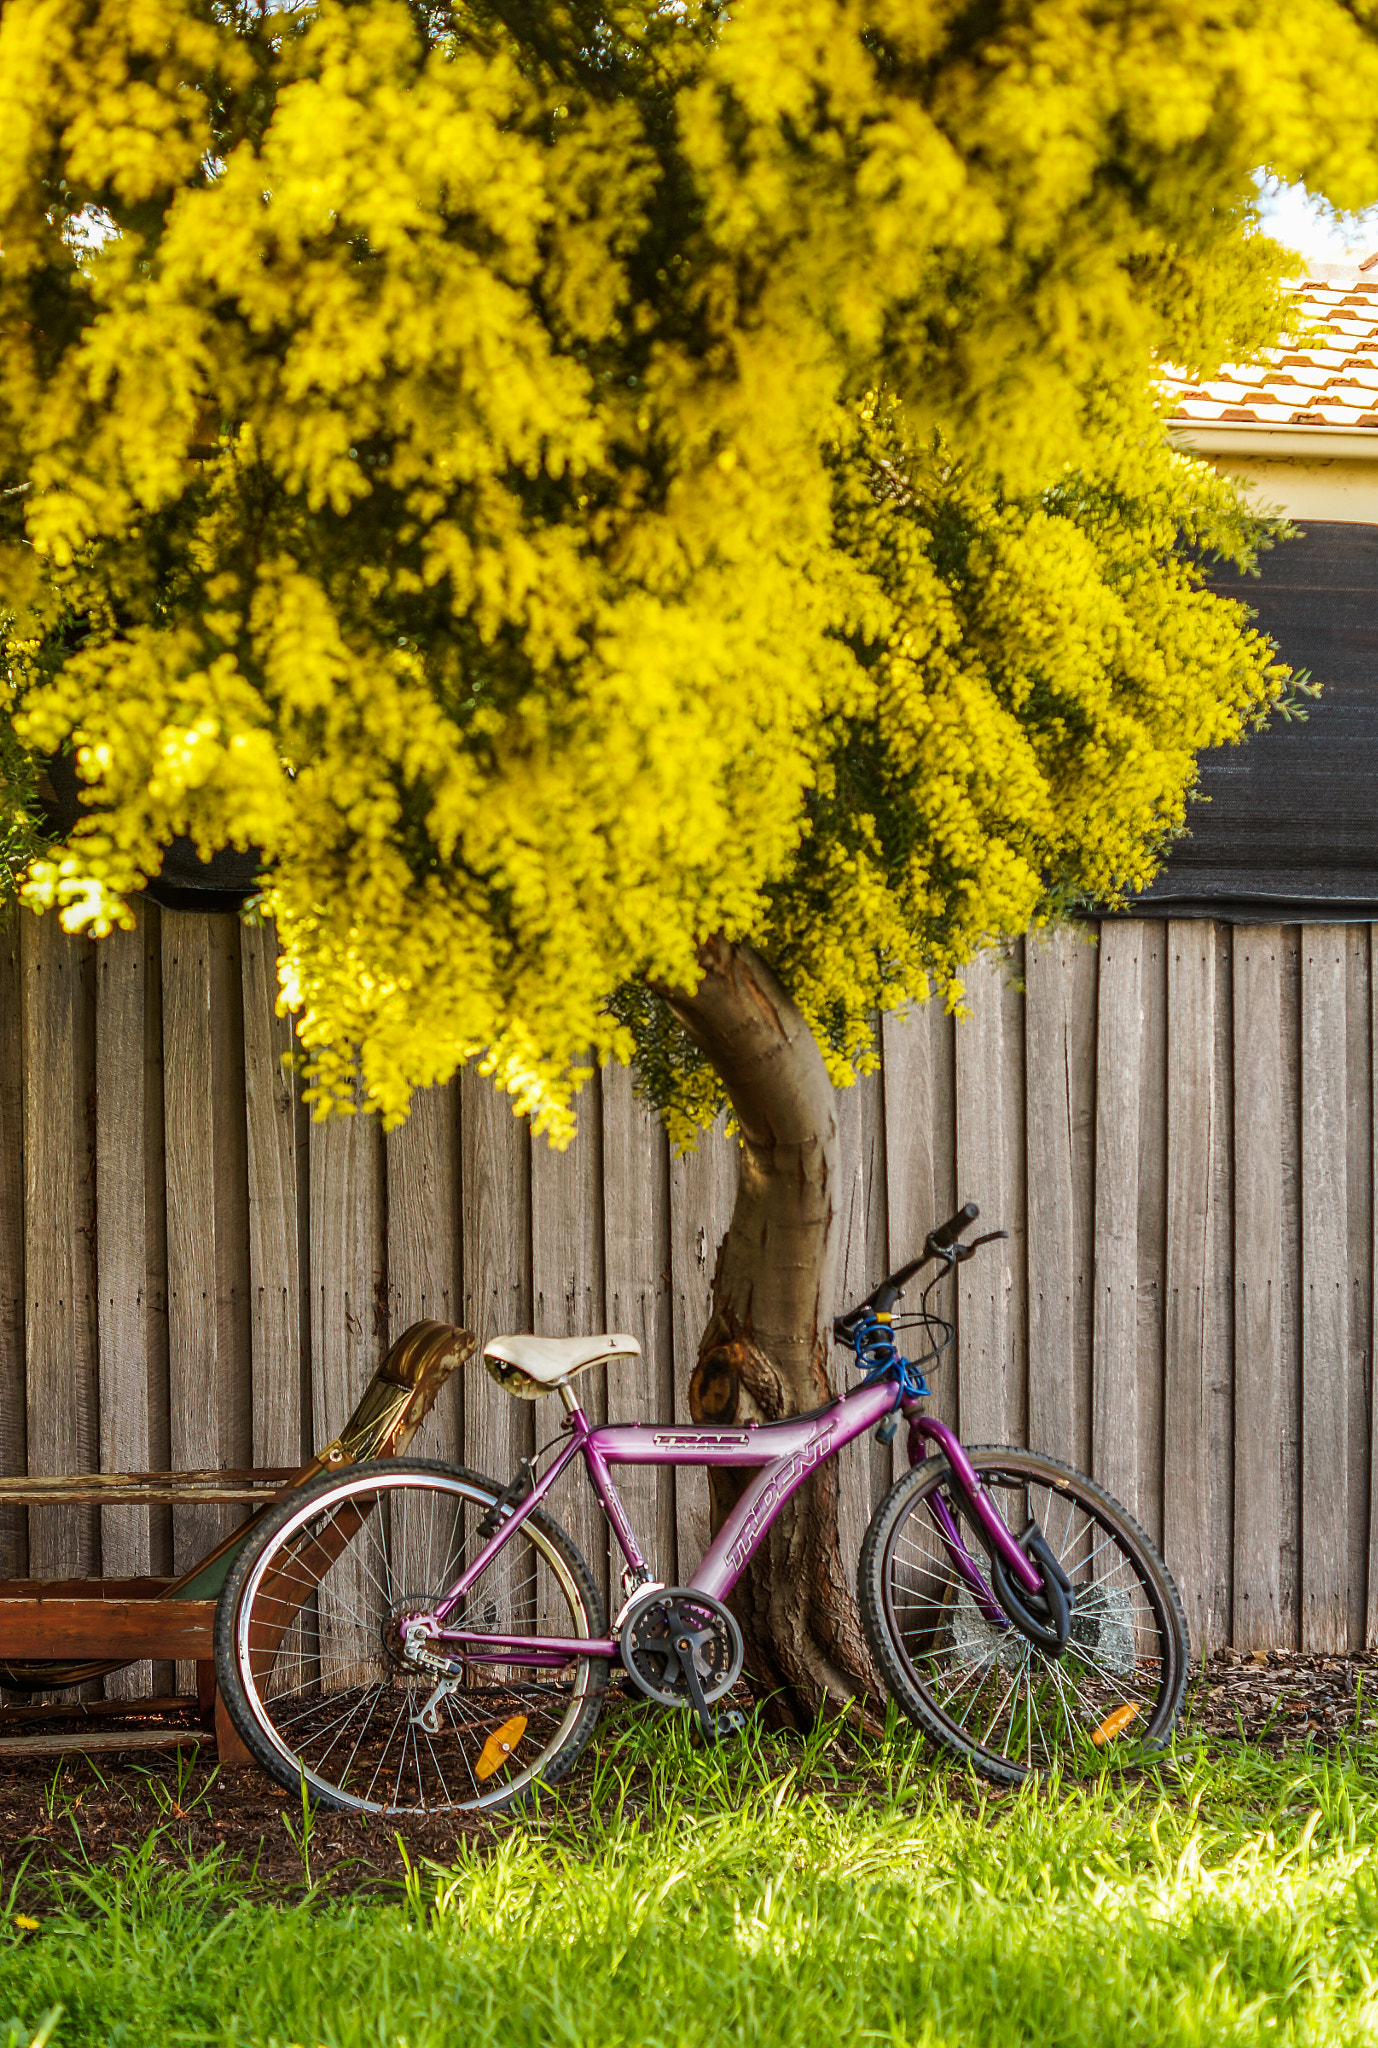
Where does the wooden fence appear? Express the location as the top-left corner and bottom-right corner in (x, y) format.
(1, 907), (1374, 1691)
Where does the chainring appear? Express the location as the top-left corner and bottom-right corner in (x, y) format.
(620, 1587), (744, 1708)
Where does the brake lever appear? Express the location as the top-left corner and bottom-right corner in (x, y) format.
(955, 1229), (1010, 1262)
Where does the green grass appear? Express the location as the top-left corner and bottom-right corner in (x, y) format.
(6, 1716), (1378, 2048)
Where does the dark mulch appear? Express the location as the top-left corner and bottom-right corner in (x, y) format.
(2, 1651), (1376, 1890)
(1188, 1645), (1378, 1749)
(0, 1719), (496, 1894)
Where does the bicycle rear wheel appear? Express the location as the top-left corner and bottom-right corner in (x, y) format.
(214, 1459), (607, 1815)
(859, 1446), (1189, 1784)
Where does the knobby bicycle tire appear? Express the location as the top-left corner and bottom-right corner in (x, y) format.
(859, 1445), (1189, 1784)
(214, 1458), (608, 1815)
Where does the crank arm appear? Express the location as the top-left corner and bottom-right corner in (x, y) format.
(678, 1638), (718, 1746)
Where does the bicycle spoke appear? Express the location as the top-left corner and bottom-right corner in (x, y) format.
(227, 1466), (605, 1816)
(865, 1448), (1186, 1784)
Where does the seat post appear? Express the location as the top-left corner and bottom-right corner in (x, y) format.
(556, 1380), (581, 1417)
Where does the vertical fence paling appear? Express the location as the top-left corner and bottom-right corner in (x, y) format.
(0, 906), (1374, 1685)
(1025, 934), (1086, 1475)
(1091, 924), (1142, 1529)
(532, 1076), (608, 1614)
(22, 913), (98, 1588)
(668, 1115), (734, 1579)
(601, 1061), (676, 1585)
(1301, 932), (1350, 1654)
(0, 918), (26, 1582)
(1232, 926), (1284, 1649)
(242, 918), (309, 1474)
(1163, 924), (1216, 1657)
(387, 1081), (463, 1468)
(95, 917), (158, 1698)
(1344, 929), (1373, 1655)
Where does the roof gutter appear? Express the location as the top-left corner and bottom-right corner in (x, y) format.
(1170, 421), (1378, 460)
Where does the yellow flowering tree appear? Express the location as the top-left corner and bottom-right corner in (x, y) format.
(3, 0), (1376, 1712)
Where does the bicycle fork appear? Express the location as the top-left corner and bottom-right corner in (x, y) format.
(906, 1410), (1074, 1653)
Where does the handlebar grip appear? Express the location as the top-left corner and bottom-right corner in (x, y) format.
(927, 1201), (980, 1253)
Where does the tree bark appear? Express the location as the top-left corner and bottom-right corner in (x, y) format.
(660, 935), (878, 1723)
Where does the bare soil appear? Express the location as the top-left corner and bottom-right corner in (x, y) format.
(2, 1651), (1376, 1892)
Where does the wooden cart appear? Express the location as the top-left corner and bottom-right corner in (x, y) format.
(0, 1320), (474, 1763)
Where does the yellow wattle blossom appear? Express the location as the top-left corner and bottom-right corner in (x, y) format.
(1, 0), (1363, 1139)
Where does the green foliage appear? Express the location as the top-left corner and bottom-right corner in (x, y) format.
(7, 1722), (1378, 2046)
(0, 701), (52, 914)
(2, 0), (1371, 1134)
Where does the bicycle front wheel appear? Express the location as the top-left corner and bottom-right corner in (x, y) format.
(215, 1459), (607, 1815)
(859, 1446), (1189, 1784)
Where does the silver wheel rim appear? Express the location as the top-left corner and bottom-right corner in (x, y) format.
(882, 1462), (1176, 1777)
(233, 1469), (596, 1814)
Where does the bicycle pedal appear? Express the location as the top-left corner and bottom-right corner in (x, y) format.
(688, 1705), (748, 1749)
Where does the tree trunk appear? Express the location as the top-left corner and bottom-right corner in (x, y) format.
(660, 935), (879, 1723)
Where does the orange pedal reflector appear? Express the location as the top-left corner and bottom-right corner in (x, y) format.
(1091, 1703), (1139, 1747)
(475, 1714), (528, 1781)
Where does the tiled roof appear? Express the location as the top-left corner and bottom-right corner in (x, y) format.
(1164, 264), (1378, 435)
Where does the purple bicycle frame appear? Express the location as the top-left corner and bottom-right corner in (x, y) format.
(423, 1378), (1045, 1668)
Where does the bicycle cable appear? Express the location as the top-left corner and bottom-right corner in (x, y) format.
(850, 1260), (954, 1406)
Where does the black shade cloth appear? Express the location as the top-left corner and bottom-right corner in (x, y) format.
(39, 752), (261, 914)
(1117, 520), (1378, 920)
(29, 520), (1378, 923)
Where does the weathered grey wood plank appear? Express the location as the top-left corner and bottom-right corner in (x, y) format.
(880, 1000), (948, 1464)
(858, 1063), (892, 1516)
(22, 912), (99, 1583)
(833, 1066), (887, 1581)
(459, 1068), (532, 1490)
(601, 1064), (675, 1584)
(95, 915), (162, 1696)
(1136, 924), (1168, 1549)
(1066, 939), (1099, 1475)
(0, 916), (27, 1579)
(1370, 928), (1378, 1653)
(1024, 931), (1096, 1470)
(1232, 927), (1284, 1649)
(668, 1114), (736, 1573)
(309, 1109), (384, 1442)
(1092, 924), (1142, 1523)
(1345, 928), (1371, 1652)
(309, 1098), (385, 1683)
(241, 923), (308, 1470)
(531, 1079), (608, 1612)
(1208, 928), (1235, 1649)
(1300, 929), (1349, 1653)
(929, 1002), (960, 1437)
(383, 1080), (463, 1633)
(1279, 930), (1304, 1640)
(1000, 943), (1028, 1451)
(385, 1081), (461, 1466)
(1163, 923), (1217, 1656)
(880, 1004), (938, 1277)
(162, 915), (252, 1586)
(140, 909), (172, 1579)
(954, 952), (1010, 1444)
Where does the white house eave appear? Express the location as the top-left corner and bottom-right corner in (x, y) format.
(1169, 420), (1378, 461)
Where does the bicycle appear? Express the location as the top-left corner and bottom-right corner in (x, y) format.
(214, 1201), (1190, 1813)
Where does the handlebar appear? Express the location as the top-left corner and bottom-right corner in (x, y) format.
(927, 1200), (981, 1256)
(833, 1200), (1001, 1342)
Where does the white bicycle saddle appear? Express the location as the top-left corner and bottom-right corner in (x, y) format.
(484, 1331), (641, 1400)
